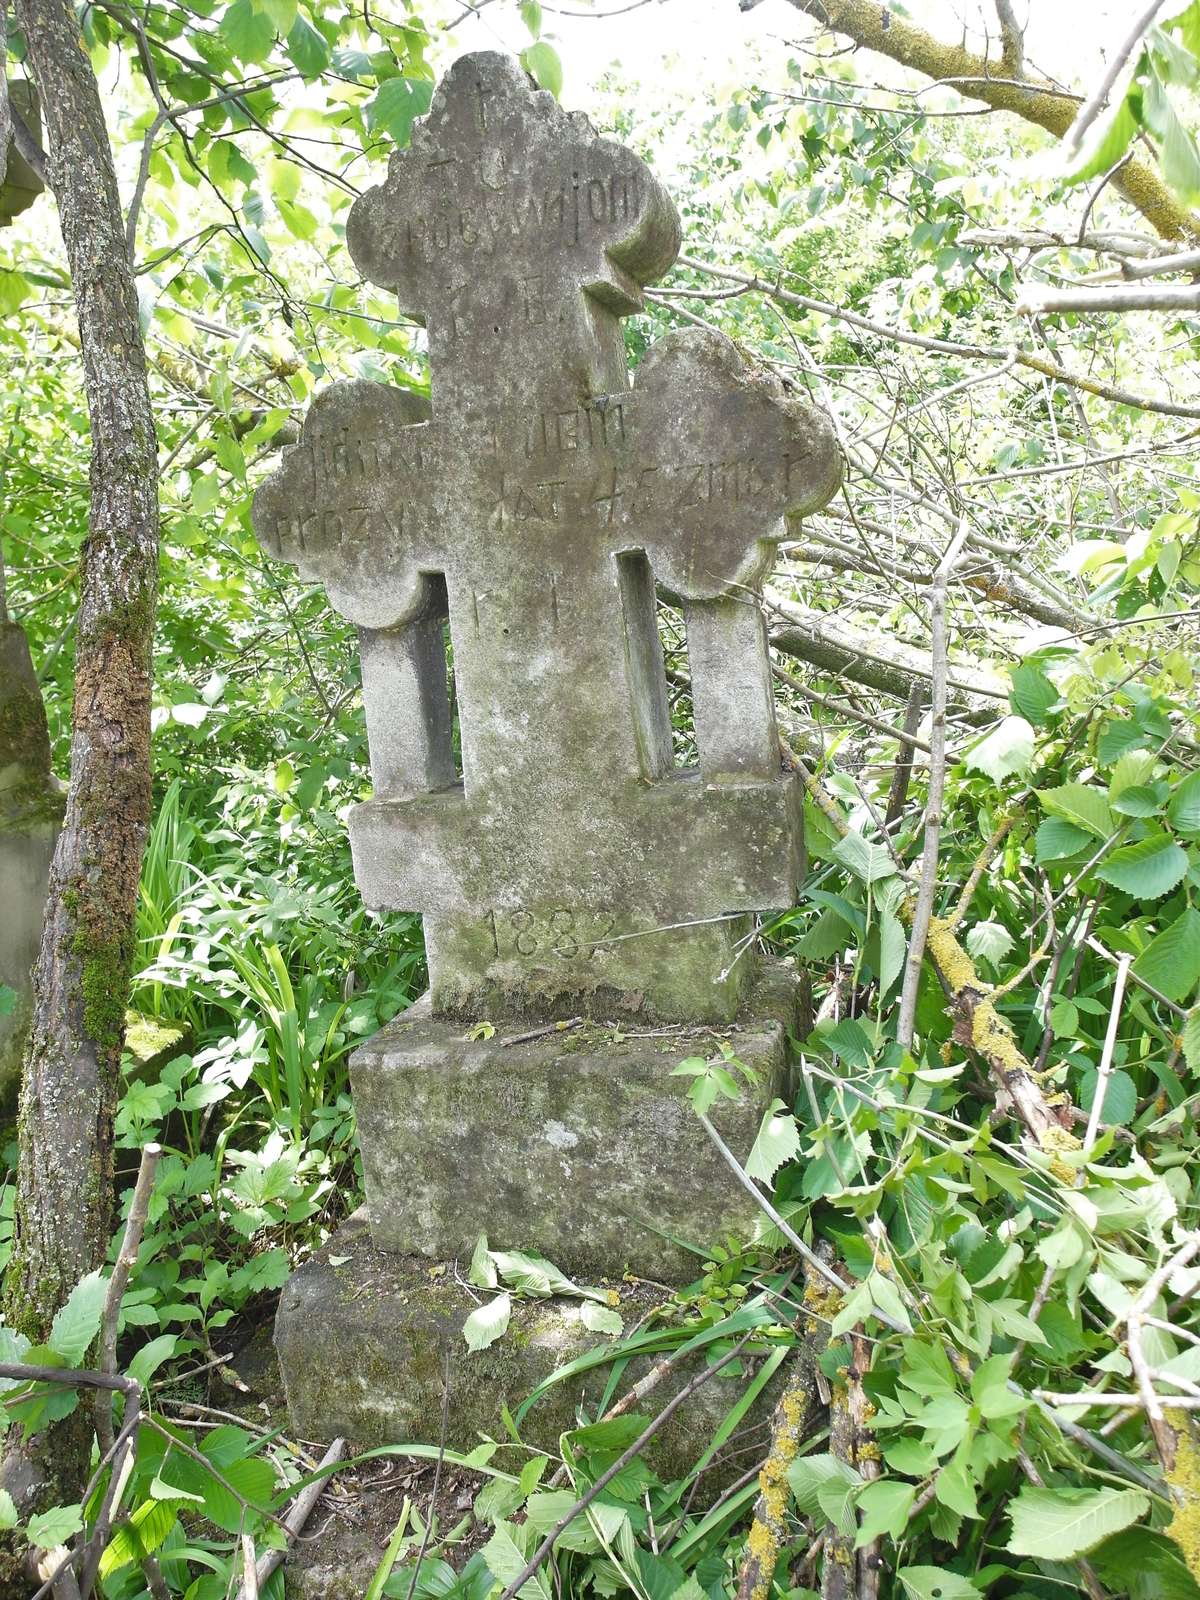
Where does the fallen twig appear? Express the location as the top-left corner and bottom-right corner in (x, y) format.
(234, 1437), (346, 1600)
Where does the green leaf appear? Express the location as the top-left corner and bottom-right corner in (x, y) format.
(520, 41), (563, 98)
(286, 12), (328, 75)
(1111, 784), (1166, 818)
(0, 1491), (13, 1532)
(1096, 833), (1189, 899)
(26, 1503), (83, 1550)
(1049, 998), (1079, 1036)
(1036, 816), (1092, 863)
(366, 77), (434, 146)
(49, 1271), (106, 1366)
(1065, 92), (1140, 185)
(966, 716), (1035, 782)
(833, 830), (896, 883)
(1168, 769), (1200, 834)
(878, 909), (905, 996)
(580, 1302), (623, 1336)
(1009, 664), (1058, 725)
(897, 1567), (980, 1600)
(519, 0), (542, 37)
(1183, 1008), (1200, 1073)
(0, 985), (16, 1018)
(468, 1234), (497, 1290)
(98, 1497), (180, 1577)
(965, 920), (1014, 967)
(1132, 908), (1200, 1002)
(1006, 1485), (1148, 1559)
(856, 1479), (916, 1546)
(745, 1099), (800, 1184)
(127, 1333), (179, 1387)
(463, 1293), (511, 1352)
(0, 272), (30, 319)
(483, 1522), (551, 1600)
(1037, 783), (1114, 839)
(787, 1453), (862, 1521)
(1079, 1067), (1137, 1127)
(220, 0), (275, 63)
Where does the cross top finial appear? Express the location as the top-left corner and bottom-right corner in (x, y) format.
(345, 52), (682, 412)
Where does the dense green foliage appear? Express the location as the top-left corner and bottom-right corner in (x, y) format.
(5, 0), (1200, 1595)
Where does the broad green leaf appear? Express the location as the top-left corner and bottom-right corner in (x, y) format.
(1168, 769), (1200, 834)
(519, 0), (543, 37)
(1096, 833), (1189, 899)
(98, 1498), (180, 1577)
(468, 1234), (497, 1290)
(856, 1479), (915, 1546)
(1110, 784), (1164, 818)
(286, 12), (328, 75)
(127, 1333), (179, 1387)
(1064, 93), (1140, 184)
(580, 1302), (623, 1336)
(1183, 1008), (1200, 1073)
(935, 1460), (977, 1519)
(878, 909), (905, 995)
(0, 272), (30, 319)
(1132, 908), (1200, 1001)
(1037, 783), (1114, 839)
(1006, 1485), (1148, 1559)
(520, 41), (563, 98)
(833, 830), (896, 883)
(463, 1293), (511, 1352)
(966, 716), (1034, 782)
(483, 1522), (551, 1600)
(1049, 998), (1078, 1036)
(49, 1271), (106, 1366)
(220, 0), (275, 62)
(745, 1099), (800, 1184)
(1079, 1067), (1137, 1127)
(1009, 663), (1058, 725)
(898, 1567), (980, 1600)
(26, 1503), (83, 1550)
(965, 920), (1014, 967)
(868, 1272), (913, 1334)
(787, 1453), (861, 1520)
(366, 77), (434, 146)
(1036, 816), (1092, 862)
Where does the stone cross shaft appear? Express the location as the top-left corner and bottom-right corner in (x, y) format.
(253, 52), (841, 1021)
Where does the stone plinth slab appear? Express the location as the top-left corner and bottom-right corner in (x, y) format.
(275, 1213), (784, 1483)
(351, 963), (799, 1281)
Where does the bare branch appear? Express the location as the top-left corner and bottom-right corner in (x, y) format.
(1062, 0), (1171, 161)
(1018, 283), (1200, 315)
(897, 519), (969, 1049)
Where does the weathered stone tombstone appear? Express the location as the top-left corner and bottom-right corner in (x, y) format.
(257, 52), (839, 1457)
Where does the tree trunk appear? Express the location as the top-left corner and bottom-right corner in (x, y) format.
(1, 0), (158, 1533)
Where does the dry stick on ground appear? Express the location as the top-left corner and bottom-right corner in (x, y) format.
(95, 1142), (161, 1455)
(233, 1437), (346, 1600)
(494, 1334), (760, 1600)
(897, 519), (969, 1050)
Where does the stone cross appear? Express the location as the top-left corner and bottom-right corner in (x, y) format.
(253, 52), (840, 1022)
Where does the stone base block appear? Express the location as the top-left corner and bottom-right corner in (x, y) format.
(275, 1214), (782, 1483)
(352, 962), (799, 1282)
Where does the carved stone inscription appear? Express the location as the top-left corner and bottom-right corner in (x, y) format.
(252, 51), (841, 1018)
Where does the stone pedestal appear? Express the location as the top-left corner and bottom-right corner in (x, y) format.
(275, 966), (799, 1443)
(275, 1215), (785, 1480)
(351, 963), (798, 1280)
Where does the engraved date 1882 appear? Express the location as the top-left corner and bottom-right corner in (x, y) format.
(485, 907), (615, 960)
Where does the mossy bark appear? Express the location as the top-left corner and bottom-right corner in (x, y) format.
(1, 0), (159, 1543)
(778, 0), (1200, 242)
